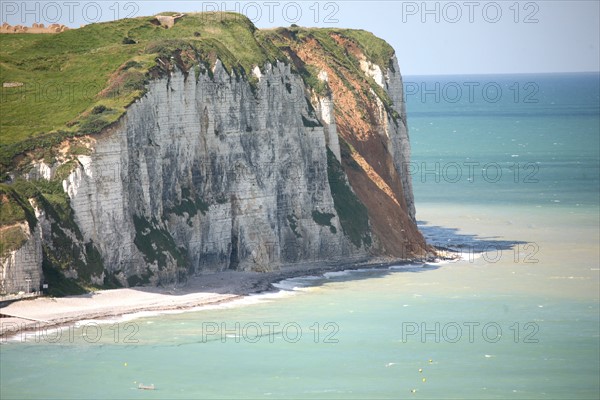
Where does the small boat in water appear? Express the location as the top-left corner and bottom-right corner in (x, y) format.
(138, 383), (155, 390)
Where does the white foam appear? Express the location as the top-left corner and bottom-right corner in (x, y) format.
(388, 263), (425, 270)
(323, 270), (353, 278)
(271, 281), (301, 291)
(74, 318), (121, 327)
(272, 275), (322, 291)
(296, 275), (323, 280)
(2, 324), (70, 344)
(323, 268), (381, 279)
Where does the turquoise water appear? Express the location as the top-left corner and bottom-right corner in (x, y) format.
(406, 73), (600, 208)
(1, 285), (599, 399)
(1, 73), (599, 399)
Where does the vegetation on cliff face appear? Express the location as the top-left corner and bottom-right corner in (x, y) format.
(326, 148), (371, 248)
(0, 177), (114, 294)
(0, 182), (38, 257)
(132, 215), (186, 271)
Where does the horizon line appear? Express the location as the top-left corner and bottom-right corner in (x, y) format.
(402, 71), (600, 77)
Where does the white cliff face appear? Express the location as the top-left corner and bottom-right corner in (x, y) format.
(64, 135), (134, 278)
(0, 213), (43, 295)
(26, 162), (54, 181)
(360, 59), (384, 88)
(63, 61), (366, 283)
(314, 97), (341, 162)
(252, 65), (263, 80)
(382, 55), (416, 222)
(313, 70), (341, 161)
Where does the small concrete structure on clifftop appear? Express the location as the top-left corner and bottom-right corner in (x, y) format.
(154, 14), (185, 28)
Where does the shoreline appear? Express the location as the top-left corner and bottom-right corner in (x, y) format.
(0, 257), (437, 340)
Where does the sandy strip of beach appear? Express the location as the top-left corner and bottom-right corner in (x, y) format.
(1, 258), (422, 339)
(0, 272), (250, 338)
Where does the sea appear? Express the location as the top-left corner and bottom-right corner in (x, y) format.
(1, 73), (598, 399)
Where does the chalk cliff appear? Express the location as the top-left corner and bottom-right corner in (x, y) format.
(0, 13), (428, 294)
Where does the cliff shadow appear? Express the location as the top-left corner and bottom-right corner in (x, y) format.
(417, 220), (529, 253)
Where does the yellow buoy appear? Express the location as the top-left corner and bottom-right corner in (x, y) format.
(410, 389), (417, 393)
(418, 368), (423, 373)
(422, 378), (427, 383)
(124, 363), (128, 367)
(428, 359), (433, 363)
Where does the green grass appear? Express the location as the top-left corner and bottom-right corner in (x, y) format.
(0, 225), (27, 256)
(339, 29), (396, 71)
(0, 18), (149, 143)
(0, 188), (27, 226)
(298, 64), (329, 97)
(0, 182), (38, 255)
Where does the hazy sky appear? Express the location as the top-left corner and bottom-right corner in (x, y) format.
(2, 1), (598, 75)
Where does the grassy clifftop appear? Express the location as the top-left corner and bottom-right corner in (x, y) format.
(0, 12), (394, 174)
